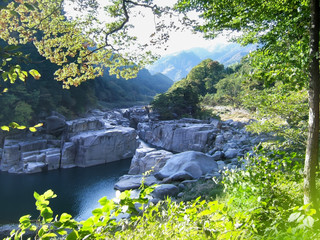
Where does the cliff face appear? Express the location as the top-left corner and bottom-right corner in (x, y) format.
(0, 110), (139, 174)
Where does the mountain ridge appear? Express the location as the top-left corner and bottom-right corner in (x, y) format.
(148, 44), (256, 81)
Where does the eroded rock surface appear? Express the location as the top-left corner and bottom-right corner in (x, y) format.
(0, 112), (139, 174)
(154, 151), (218, 181)
(128, 147), (173, 175)
(138, 120), (217, 153)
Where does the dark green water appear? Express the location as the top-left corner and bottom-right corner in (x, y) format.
(0, 159), (131, 225)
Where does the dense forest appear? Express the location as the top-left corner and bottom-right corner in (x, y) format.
(0, 40), (173, 126)
(1, 0), (320, 239)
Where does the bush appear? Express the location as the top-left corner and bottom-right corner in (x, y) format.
(151, 85), (200, 120)
(7, 144), (320, 240)
(242, 82), (308, 149)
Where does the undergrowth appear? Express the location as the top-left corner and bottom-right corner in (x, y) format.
(5, 144), (320, 240)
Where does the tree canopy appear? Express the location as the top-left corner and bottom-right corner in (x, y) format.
(0, 0), (176, 89)
(177, 0), (320, 206)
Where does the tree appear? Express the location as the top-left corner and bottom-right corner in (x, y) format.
(0, 0), (175, 88)
(0, 0), (176, 129)
(176, 0), (319, 206)
(151, 85), (200, 119)
(304, 0), (319, 207)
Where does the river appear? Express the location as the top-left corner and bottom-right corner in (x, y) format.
(0, 158), (131, 228)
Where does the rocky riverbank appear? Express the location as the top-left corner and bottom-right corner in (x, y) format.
(0, 106), (271, 201)
(0, 109), (140, 174)
(113, 106), (272, 202)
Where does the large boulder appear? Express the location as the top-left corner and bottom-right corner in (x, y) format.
(114, 174), (159, 191)
(154, 151), (218, 181)
(103, 109), (130, 127)
(23, 162), (47, 174)
(46, 115), (66, 136)
(45, 148), (61, 170)
(128, 147), (173, 175)
(151, 184), (179, 199)
(138, 120), (217, 153)
(71, 126), (139, 167)
(0, 142), (20, 171)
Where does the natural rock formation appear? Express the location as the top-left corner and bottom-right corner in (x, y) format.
(154, 151), (218, 181)
(138, 119), (217, 153)
(151, 184), (179, 199)
(128, 147), (173, 175)
(0, 112), (139, 174)
(45, 115), (66, 136)
(114, 174), (159, 191)
(70, 126), (138, 167)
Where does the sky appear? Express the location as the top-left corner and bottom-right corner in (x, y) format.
(64, 0), (232, 56)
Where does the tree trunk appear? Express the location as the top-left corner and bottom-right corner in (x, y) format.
(304, 0), (319, 206)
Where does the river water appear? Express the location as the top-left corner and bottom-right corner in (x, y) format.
(0, 159), (131, 226)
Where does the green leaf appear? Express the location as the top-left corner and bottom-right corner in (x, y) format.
(41, 207), (53, 219)
(92, 208), (103, 216)
(99, 196), (108, 206)
(42, 233), (57, 239)
(57, 229), (68, 236)
(288, 212), (301, 222)
(1, 126), (9, 131)
(307, 208), (317, 216)
(9, 72), (18, 83)
(19, 215), (31, 224)
(66, 230), (78, 240)
(30, 225), (37, 231)
(2, 72), (8, 81)
(34, 192), (40, 200)
(29, 69), (41, 80)
(9, 10), (19, 17)
(33, 123), (43, 128)
(60, 213), (72, 222)
(43, 189), (57, 199)
(9, 122), (20, 128)
(29, 127), (37, 132)
(303, 216), (314, 228)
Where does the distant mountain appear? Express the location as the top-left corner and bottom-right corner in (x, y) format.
(148, 43), (256, 81)
(148, 51), (202, 82)
(95, 68), (174, 105)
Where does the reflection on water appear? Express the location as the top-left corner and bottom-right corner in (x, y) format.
(0, 159), (131, 225)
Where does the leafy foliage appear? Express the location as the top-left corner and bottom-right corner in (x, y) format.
(151, 84), (200, 119)
(6, 143), (320, 240)
(151, 59), (226, 119)
(221, 144), (320, 239)
(242, 82), (308, 148)
(0, 0), (178, 88)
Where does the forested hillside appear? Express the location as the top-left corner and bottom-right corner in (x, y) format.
(151, 59), (232, 119)
(0, 40), (173, 125)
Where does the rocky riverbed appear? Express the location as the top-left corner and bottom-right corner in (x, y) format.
(112, 106), (272, 201)
(0, 106), (271, 200)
